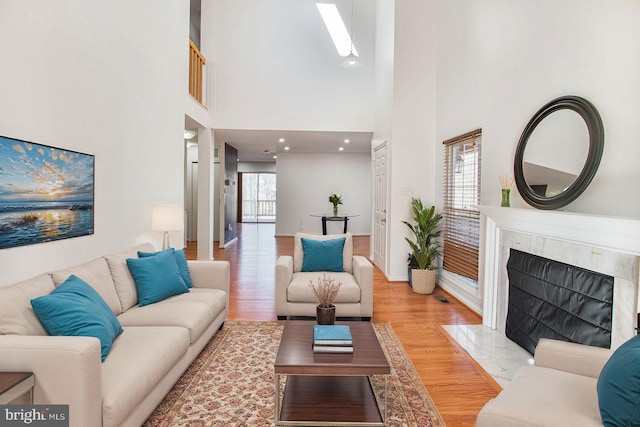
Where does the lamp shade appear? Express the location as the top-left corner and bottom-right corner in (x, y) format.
(151, 205), (183, 231)
(341, 53), (362, 69)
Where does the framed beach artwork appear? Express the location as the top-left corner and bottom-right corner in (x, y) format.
(0, 135), (95, 249)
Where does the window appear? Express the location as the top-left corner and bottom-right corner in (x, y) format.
(442, 129), (481, 283)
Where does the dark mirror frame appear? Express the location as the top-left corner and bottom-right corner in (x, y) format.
(514, 95), (604, 210)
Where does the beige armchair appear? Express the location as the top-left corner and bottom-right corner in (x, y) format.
(275, 232), (373, 320)
(476, 338), (613, 427)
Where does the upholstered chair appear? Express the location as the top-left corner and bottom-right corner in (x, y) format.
(275, 232), (373, 320)
(476, 338), (616, 427)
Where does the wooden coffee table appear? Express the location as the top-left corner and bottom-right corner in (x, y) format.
(274, 320), (390, 426)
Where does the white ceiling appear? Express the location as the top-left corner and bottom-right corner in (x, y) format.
(213, 129), (372, 162)
(185, 0), (376, 163)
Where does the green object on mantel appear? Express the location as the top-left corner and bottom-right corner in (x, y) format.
(501, 189), (511, 207)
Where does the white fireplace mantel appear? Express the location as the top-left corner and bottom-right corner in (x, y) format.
(478, 205), (640, 348)
(479, 206), (640, 257)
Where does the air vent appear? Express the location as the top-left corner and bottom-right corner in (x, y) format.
(435, 295), (451, 304)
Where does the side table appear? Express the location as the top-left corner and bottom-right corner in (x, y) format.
(0, 372), (34, 404)
(310, 214), (360, 235)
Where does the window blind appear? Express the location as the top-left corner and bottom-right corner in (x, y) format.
(442, 129), (481, 282)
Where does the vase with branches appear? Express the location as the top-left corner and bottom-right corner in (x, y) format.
(309, 273), (342, 324)
(499, 174), (514, 207)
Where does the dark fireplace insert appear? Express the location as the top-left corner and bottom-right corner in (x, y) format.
(506, 249), (613, 355)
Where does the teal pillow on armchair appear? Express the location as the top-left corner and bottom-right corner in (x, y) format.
(597, 334), (640, 426)
(301, 237), (345, 272)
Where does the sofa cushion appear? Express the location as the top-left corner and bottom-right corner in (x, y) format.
(126, 251), (189, 306)
(294, 232), (353, 274)
(104, 243), (155, 312)
(597, 335), (640, 426)
(301, 237), (346, 272)
(138, 248), (193, 288)
(170, 288), (228, 313)
(30, 275), (124, 362)
(101, 326), (190, 427)
(476, 365), (602, 427)
(50, 257), (122, 315)
(117, 298), (216, 344)
(0, 273), (56, 336)
(117, 289), (225, 343)
(287, 272), (361, 304)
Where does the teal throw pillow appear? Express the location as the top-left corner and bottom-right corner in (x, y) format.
(301, 237), (345, 272)
(126, 250), (189, 306)
(30, 275), (123, 362)
(597, 334), (640, 426)
(138, 248), (193, 288)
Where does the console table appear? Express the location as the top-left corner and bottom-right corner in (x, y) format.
(310, 214), (359, 235)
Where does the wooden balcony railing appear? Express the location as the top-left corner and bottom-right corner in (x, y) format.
(189, 40), (206, 105)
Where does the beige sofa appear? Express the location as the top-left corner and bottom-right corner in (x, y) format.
(275, 232), (373, 320)
(0, 243), (230, 427)
(476, 338), (613, 427)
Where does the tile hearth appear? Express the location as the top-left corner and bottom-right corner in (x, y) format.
(442, 324), (533, 389)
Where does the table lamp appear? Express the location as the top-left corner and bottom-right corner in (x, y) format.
(151, 205), (183, 250)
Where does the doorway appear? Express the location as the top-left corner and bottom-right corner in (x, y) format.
(240, 172), (276, 223)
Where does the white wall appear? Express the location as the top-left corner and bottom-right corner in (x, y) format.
(373, 0), (395, 146)
(276, 153), (371, 236)
(0, 0), (188, 286)
(385, 0), (439, 280)
(205, 0), (376, 132)
(432, 0), (640, 311)
(238, 162), (276, 173)
(435, 0), (640, 217)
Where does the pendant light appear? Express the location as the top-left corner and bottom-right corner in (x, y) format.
(342, 0), (362, 68)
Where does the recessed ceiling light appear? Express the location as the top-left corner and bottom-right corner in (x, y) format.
(279, 138), (285, 143)
(344, 139), (350, 143)
(284, 146), (290, 151)
(339, 147), (344, 151)
(184, 130), (196, 140)
(273, 155), (277, 159)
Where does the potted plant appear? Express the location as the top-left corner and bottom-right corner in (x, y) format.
(308, 273), (342, 324)
(402, 197), (442, 294)
(329, 191), (343, 216)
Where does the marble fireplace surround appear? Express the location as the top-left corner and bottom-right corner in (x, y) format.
(479, 205), (640, 350)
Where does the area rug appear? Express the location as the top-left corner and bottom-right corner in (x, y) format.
(144, 320), (445, 427)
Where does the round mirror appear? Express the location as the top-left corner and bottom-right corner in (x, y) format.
(514, 96), (604, 209)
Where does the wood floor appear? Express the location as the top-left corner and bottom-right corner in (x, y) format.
(185, 223), (500, 426)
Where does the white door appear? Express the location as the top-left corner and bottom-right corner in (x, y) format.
(373, 143), (388, 272)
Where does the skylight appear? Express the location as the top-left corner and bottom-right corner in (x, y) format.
(316, 3), (358, 57)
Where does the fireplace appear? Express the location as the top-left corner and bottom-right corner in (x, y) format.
(479, 205), (640, 351)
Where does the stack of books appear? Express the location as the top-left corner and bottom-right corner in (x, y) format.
(312, 324), (353, 353)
